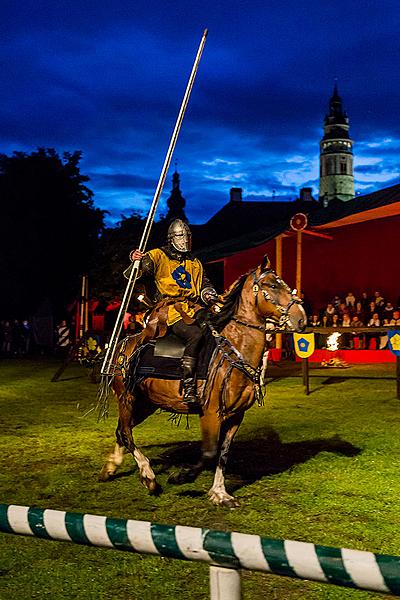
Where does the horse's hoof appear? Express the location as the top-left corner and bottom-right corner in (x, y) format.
(149, 481), (162, 496)
(208, 491), (240, 508)
(141, 475), (161, 495)
(168, 467), (198, 485)
(98, 468), (114, 482)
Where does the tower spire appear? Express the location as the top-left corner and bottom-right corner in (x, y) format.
(319, 83), (355, 205)
(165, 166), (188, 222)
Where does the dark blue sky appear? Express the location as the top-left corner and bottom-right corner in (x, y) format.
(1, 0), (400, 225)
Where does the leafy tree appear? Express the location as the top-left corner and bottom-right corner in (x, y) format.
(0, 148), (105, 317)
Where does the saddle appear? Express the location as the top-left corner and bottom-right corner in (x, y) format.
(129, 328), (216, 382)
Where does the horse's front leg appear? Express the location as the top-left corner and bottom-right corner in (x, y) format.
(208, 412), (244, 508)
(168, 407), (221, 484)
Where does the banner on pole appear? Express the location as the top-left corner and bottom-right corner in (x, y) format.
(388, 330), (400, 356)
(293, 333), (315, 358)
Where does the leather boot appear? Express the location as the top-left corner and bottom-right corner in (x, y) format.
(181, 355), (198, 404)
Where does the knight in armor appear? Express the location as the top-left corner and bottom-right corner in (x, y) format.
(126, 219), (220, 405)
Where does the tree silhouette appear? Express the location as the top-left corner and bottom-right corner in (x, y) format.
(0, 148), (104, 317)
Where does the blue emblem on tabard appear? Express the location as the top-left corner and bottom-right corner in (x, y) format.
(172, 265), (192, 289)
(297, 337), (310, 352)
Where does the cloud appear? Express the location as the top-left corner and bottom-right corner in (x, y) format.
(1, 0), (400, 226)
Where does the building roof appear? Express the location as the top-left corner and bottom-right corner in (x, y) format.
(195, 183), (400, 262)
(192, 198), (318, 255)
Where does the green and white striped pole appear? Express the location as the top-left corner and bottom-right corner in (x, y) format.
(1, 503), (400, 598)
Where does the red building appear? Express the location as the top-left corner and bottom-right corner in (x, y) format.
(196, 183), (400, 314)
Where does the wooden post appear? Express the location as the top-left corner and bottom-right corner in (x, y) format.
(302, 357), (310, 395)
(275, 235), (283, 352)
(397, 356), (400, 400)
(296, 230), (302, 295)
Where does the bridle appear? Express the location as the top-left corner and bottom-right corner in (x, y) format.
(233, 269), (303, 333)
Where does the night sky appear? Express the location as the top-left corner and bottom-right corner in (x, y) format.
(2, 0), (400, 225)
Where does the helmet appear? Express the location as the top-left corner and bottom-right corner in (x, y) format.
(167, 219), (192, 253)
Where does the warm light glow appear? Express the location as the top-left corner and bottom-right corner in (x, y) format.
(327, 332), (341, 351)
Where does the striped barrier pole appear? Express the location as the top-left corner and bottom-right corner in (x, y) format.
(1, 503), (400, 598)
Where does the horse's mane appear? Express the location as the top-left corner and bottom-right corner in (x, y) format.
(209, 270), (253, 331)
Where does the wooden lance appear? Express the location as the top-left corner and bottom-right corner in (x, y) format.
(101, 29), (208, 376)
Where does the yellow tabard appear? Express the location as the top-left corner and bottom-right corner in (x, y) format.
(147, 248), (203, 325)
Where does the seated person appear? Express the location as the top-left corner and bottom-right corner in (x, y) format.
(341, 313), (351, 348)
(350, 315), (364, 349)
(126, 219), (219, 404)
(390, 310), (400, 326)
(367, 312), (381, 350)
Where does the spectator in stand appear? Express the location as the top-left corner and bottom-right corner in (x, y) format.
(367, 301), (377, 320)
(337, 302), (350, 319)
(390, 310), (400, 326)
(374, 292), (385, 313)
(351, 315), (364, 349)
(354, 301), (366, 323)
(332, 314), (340, 327)
(367, 312), (381, 350)
(341, 313), (352, 348)
(309, 315), (320, 327)
(322, 303), (336, 326)
(332, 295), (341, 310)
(345, 292), (356, 309)
(360, 292), (370, 311)
(383, 302), (394, 321)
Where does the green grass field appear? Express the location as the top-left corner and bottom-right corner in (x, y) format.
(1, 358), (400, 599)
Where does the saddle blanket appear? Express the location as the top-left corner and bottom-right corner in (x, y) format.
(133, 330), (216, 381)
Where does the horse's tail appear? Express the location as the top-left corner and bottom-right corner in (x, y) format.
(91, 334), (144, 420)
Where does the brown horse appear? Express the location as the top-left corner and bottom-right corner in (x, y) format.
(98, 255), (306, 507)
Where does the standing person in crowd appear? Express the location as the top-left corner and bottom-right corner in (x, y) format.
(1, 321), (12, 355)
(55, 320), (71, 356)
(20, 320), (31, 356)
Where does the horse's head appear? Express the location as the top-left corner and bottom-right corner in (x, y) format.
(251, 255), (306, 332)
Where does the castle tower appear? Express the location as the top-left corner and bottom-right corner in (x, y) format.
(319, 83), (355, 205)
(165, 169), (188, 222)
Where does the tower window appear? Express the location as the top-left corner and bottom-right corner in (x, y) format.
(340, 161), (347, 174)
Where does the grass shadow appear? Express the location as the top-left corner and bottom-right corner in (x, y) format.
(321, 377), (348, 385)
(144, 429), (361, 493)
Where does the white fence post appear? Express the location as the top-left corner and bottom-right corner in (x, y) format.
(209, 566), (241, 600)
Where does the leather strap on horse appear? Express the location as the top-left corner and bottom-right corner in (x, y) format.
(204, 320), (265, 410)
